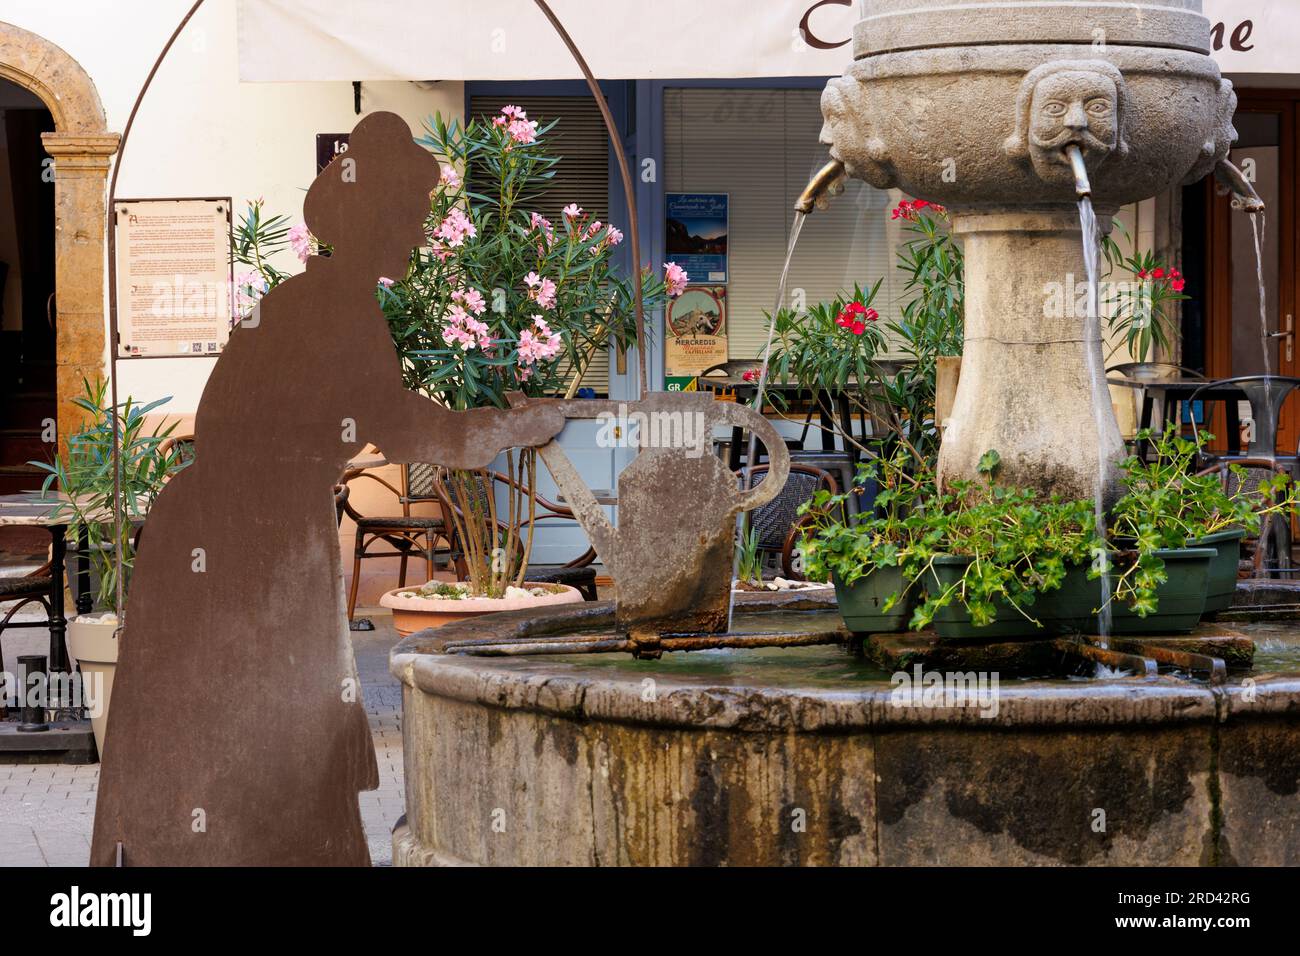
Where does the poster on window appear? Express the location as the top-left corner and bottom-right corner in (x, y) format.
(114, 198), (233, 358)
(666, 193), (728, 283)
(665, 285), (728, 376)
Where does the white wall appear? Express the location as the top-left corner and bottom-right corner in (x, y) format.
(1, 0), (465, 603)
(0, 0), (464, 410)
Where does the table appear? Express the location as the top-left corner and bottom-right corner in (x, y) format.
(696, 377), (862, 471)
(1107, 378), (1244, 458)
(0, 493), (84, 676)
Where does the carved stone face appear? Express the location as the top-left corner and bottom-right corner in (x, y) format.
(1028, 70), (1118, 160)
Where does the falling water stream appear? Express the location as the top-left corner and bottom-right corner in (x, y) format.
(1250, 213), (1272, 446)
(1077, 197), (1114, 644)
(735, 210), (808, 576)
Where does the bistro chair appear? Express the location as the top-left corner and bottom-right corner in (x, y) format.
(343, 462), (453, 621)
(1190, 375), (1300, 466)
(1195, 457), (1296, 579)
(433, 469), (599, 600)
(740, 463), (840, 580)
(0, 561), (56, 718)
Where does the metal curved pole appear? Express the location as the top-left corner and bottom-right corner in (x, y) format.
(532, 0), (648, 398)
(104, 0), (207, 625)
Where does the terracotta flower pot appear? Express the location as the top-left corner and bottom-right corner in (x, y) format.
(380, 583), (585, 636)
(67, 614), (118, 758)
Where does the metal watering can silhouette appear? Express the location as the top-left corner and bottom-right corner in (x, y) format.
(512, 392), (790, 655)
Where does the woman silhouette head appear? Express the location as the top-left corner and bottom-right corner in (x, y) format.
(304, 111), (439, 281)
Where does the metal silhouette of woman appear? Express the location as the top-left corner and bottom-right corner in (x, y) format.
(92, 112), (562, 865)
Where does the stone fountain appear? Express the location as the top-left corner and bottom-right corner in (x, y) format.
(390, 0), (1300, 866)
(819, 0), (1241, 502)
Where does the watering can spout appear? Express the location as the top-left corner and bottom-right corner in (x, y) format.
(795, 158), (847, 213)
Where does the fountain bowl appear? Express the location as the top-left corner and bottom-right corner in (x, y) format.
(390, 593), (1300, 866)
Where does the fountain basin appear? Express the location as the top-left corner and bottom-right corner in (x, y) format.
(390, 594), (1300, 866)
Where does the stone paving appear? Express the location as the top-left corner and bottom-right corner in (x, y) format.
(0, 603), (407, 867)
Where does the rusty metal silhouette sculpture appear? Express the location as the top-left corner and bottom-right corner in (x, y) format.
(91, 112), (563, 865)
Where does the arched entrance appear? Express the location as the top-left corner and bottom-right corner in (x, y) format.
(0, 22), (119, 449)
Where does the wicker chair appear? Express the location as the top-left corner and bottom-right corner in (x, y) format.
(1195, 457), (1295, 578)
(343, 462), (453, 620)
(434, 469), (599, 600)
(741, 463), (839, 579)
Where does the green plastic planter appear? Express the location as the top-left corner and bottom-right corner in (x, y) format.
(1108, 547), (1216, 634)
(927, 548), (1216, 640)
(1188, 529), (1245, 615)
(833, 566), (916, 633)
(927, 555), (1053, 640)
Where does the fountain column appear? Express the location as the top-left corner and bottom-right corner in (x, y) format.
(939, 209), (1126, 501)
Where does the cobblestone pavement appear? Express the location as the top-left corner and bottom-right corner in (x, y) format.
(0, 607), (406, 867)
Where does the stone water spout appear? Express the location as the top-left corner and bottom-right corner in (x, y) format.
(1214, 158), (1265, 214)
(815, 0), (1242, 502)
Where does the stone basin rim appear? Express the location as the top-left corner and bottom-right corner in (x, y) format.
(389, 599), (1300, 733)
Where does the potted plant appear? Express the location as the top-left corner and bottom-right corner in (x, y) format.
(765, 199), (963, 465)
(895, 451), (1104, 639)
(799, 447), (931, 633)
(236, 106), (685, 627)
(1110, 429), (1298, 618)
(31, 378), (188, 755)
(1100, 225), (1189, 368)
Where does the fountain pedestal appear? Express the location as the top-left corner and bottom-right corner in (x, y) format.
(939, 209), (1126, 500)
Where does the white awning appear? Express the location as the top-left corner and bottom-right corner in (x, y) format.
(237, 1), (1296, 82)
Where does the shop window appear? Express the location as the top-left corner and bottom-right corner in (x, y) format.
(664, 87), (904, 358)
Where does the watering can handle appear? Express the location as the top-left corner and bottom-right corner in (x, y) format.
(721, 403), (790, 512)
(505, 394), (618, 562)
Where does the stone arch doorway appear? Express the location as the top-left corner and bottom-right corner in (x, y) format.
(0, 21), (119, 449)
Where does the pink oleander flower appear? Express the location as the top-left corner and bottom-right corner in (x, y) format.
(742, 369), (759, 383)
(378, 277), (395, 288)
(452, 287), (487, 315)
(507, 118), (539, 145)
(439, 164), (461, 189)
(529, 212), (555, 248)
(501, 105), (526, 120)
(287, 223), (313, 263)
(434, 207), (477, 248)
(605, 225), (624, 246)
(562, 203), (583, 221)
(233, 270), (267, 316)
(524, 271), (557, 309)
(664, 262), (689, 297)
(518, 315), (563, 367)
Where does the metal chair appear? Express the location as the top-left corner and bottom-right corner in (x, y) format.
(1190, 375), (1300, 463)
(0, 561), (56, 719)
(344, 462), (453, 620)
(1195, 457), (1296, 579)
(434, 469), (599, 600)
(741, 463), (839, 579)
